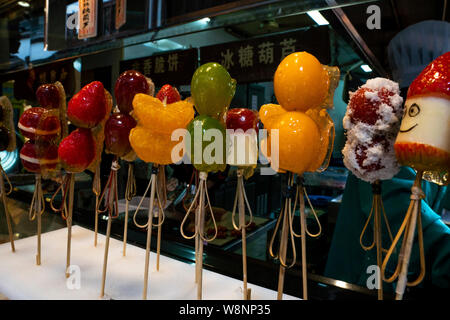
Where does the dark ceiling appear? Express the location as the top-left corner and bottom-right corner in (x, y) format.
(0, 0), (448, 77)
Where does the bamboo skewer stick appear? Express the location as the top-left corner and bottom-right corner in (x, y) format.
(359, 181), (395, 300)
(93, 164), (101, 247)
(395, 172), (423, 300)
(268, 172), (295, 300)
(100, 214), (112, 298)
(131, 164), (165, 300)
(65, 173), (75, 278)
(180, 171), (218, 300)
(374, 192), (383, 300)
(142, 168), (157, 300)
(231, 169), (254, 300)
(381, 171), (425, 300)
(123, 163), (135, 257)
(0, 162), (15, 252)
(36, 175), (42, 266)
(155, 166), (166, 271)
(298, 178), (307, 300)
(196, 179), (205, 300)
(98, 158), (120, 298)
(276, 200), (289, 300)
(29, 174), (45, 265)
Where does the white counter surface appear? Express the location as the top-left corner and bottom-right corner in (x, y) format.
(0, 226), (298, 300)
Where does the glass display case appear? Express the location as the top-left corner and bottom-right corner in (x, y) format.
(0, 0), (448, 301)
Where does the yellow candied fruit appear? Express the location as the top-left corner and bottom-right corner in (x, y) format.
(132, 94), (194, 134)
(129, 125), (184, 165)
(259, 104), (321, 175)
(274, 52), (329, 112)
(305, 108), (335, 172)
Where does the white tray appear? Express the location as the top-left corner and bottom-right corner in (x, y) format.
(0, 226), (299, 300)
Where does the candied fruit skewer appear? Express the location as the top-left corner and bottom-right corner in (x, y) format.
(51, 81), (110, 277)
(342, 77), (404, 300)
(179, 63), (234, 299)
(112, 70), (153, 257)
(98, 71), (153, 298)
(226, 107), (259, 300)
(260, 52), (339, 300)
(383, 53), (450, 300)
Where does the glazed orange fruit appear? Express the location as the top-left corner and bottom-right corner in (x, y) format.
(132, 94), (194, 133)
(129, 126), (184, 165)
(274, 52), (329, 112)
(130, 93), (194, 164)
(260, 104), (321, 174)
(305, 108), (334, 172)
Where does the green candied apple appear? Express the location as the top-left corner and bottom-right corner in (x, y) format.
(191, 62), (236, 120)
(186, 115), (227, 173)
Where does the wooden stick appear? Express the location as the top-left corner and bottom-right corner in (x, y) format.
(100, 214), (112, 298)
(374, 193), (383, 300)
(0, 166), (14, 252)
(65, 173), (75, 278)
(299, 181), (307, 300)
(196, 179), (205, 300)
(237, 173), (250, 300)
(93, 164), (101, 247)
(156, 203), (162, 271)
(94, 195), (99, 246)
(395, 172), (423, 300)
(156, 166), (165, 271)
(123, 195), (129, 256)
(36, 175), (42, 266)
(142, 172), (156, 300)
(123, 163), (133, 257)
(277, 198), (289, 300)
(238, 181), (248, 300)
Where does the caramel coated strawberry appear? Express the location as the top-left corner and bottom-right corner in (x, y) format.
(67, 81), (108, 128)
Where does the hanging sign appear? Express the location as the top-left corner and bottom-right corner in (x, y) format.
(78, 0), (98, 39)
(120, 49), (198, 86)
(200, 26), (330, 83)
(115, 0), (127, 30)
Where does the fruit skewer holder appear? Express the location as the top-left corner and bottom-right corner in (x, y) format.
(359, 180), (394, 300)
(381, 171), (426, 300)
(269, 173), (322, 300)
(180, 171), (219, 300)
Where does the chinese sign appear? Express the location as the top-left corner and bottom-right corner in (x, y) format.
(0, 60), (75, 101)
(120, 49), (198, 86)
(78, 0), (98, 39)
(200, 26), (330, 83)
(115, 0), (127, 30)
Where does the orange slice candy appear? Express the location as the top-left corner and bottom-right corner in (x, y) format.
(129, 125), (184, 165)
(132, 94), (194, 133)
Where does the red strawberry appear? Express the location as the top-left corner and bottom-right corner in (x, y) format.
(156, 84), (181, 105)
(20, 140), (59, 173)
(115, 70), (151, 114)
(348, 87), (395, 126)
(355, 135), (389, 172)
(68, 81), (107, 128)
(18, 107), (61, 141)
(58, 128), (96, 173)
(407, 51), (450, 99)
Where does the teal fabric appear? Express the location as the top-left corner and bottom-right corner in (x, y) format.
(324, 167), (450, 291)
